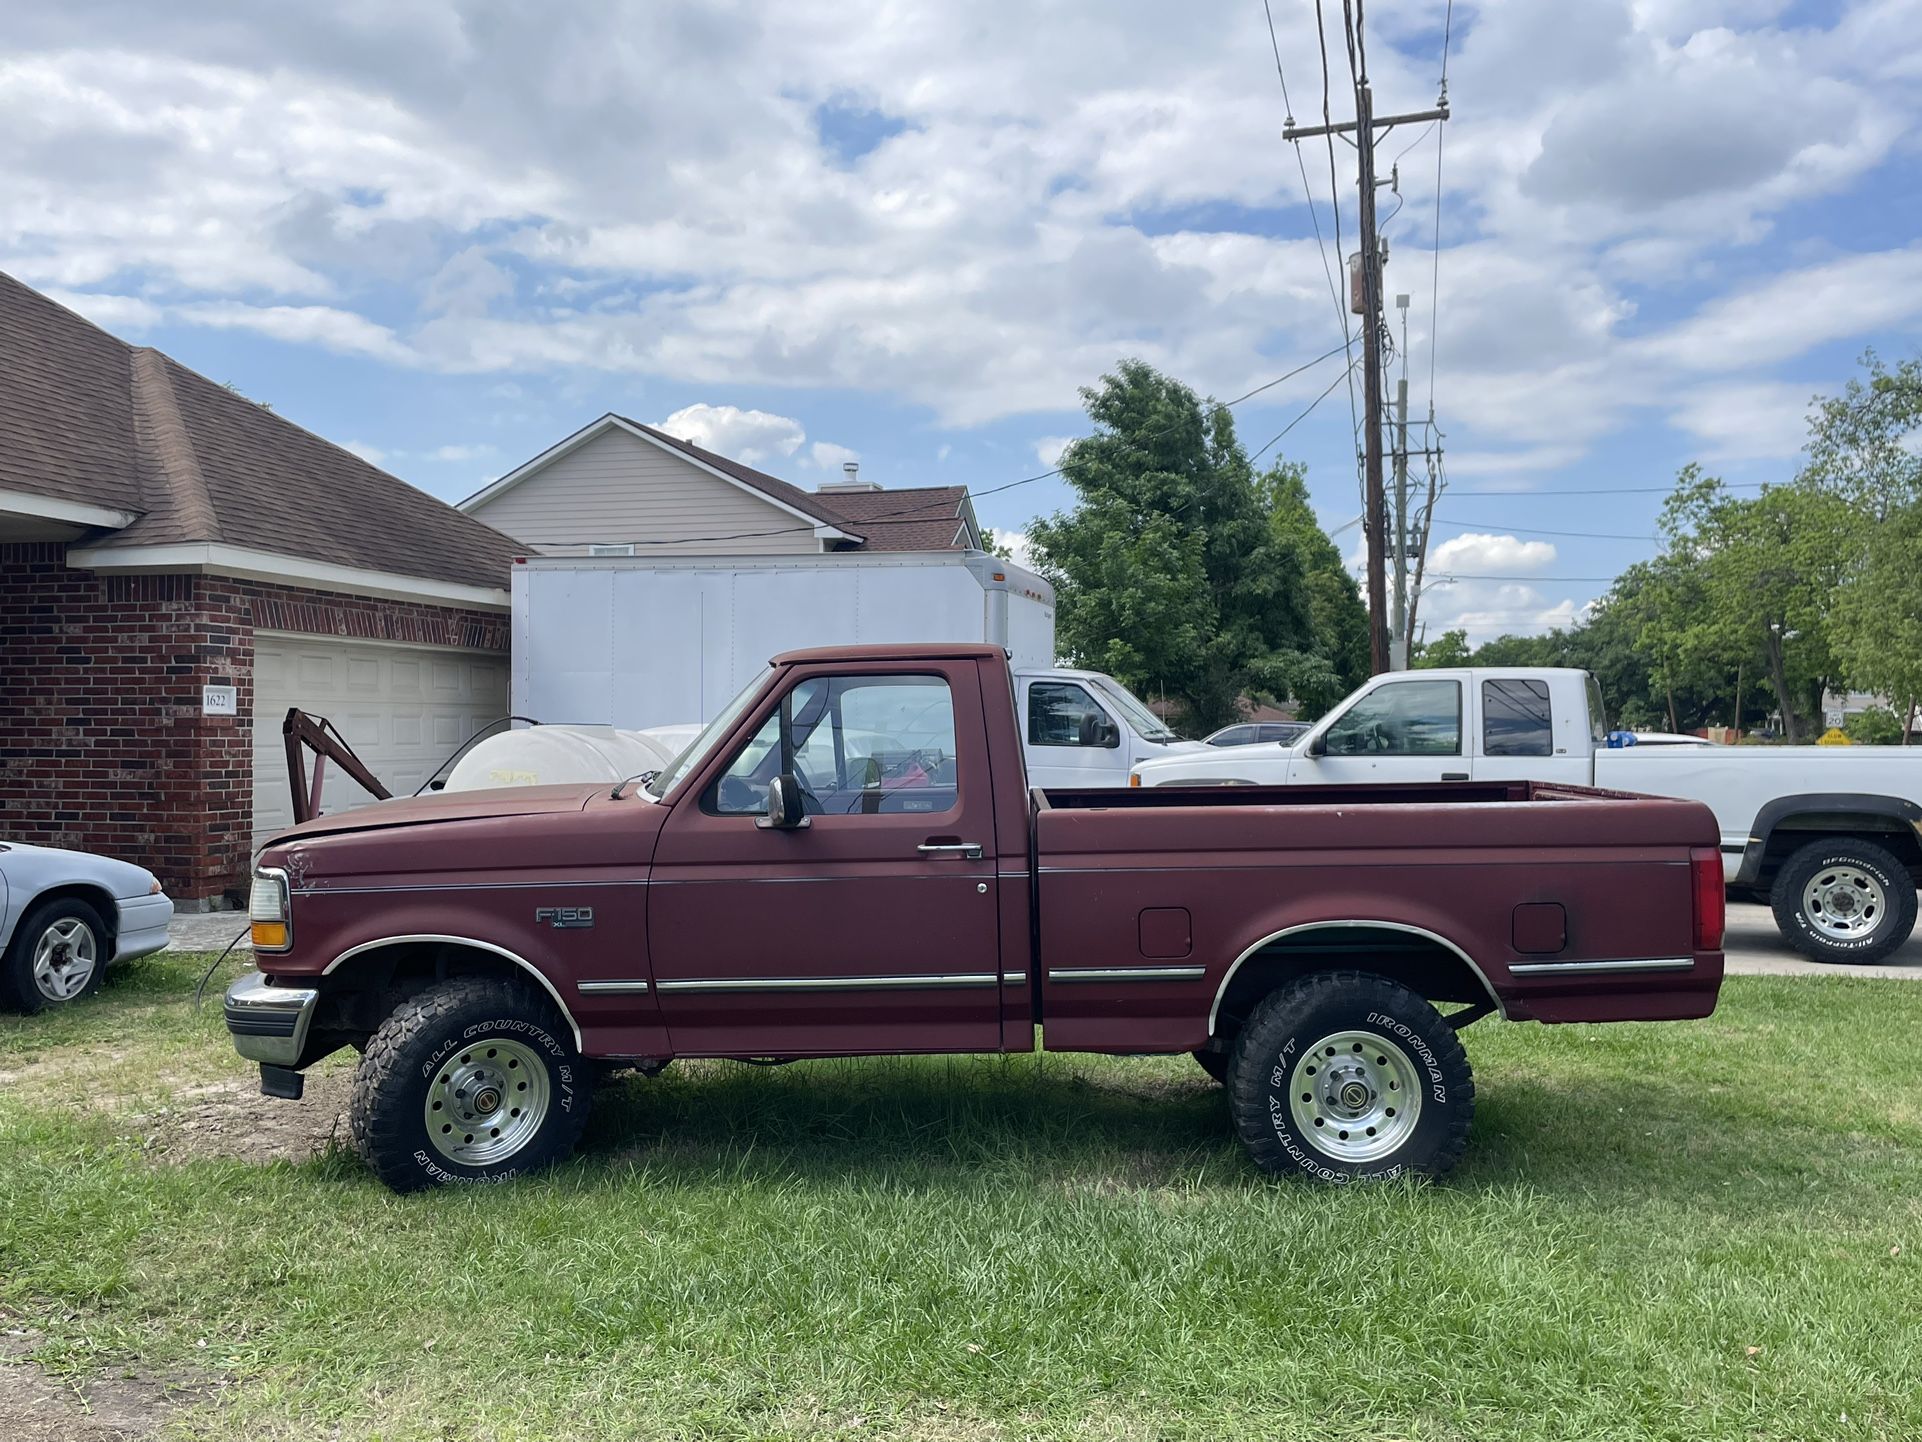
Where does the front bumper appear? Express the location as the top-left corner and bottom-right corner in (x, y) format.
(113, 892), (175, 963)
(224, 970), (321, 1068)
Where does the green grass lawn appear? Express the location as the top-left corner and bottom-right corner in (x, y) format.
(2, 953), (1917, 1441)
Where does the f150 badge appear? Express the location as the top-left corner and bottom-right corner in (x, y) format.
(535, 906), (595, 930)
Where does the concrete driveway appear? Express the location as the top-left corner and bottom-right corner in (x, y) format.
(1724, 900), (1922, 978)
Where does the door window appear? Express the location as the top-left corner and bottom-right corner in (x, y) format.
(1322, 680), (1462, 756)
(709, 675), (959, 816)
(1028, 681), (1118, 748)
(1482, 679), (1553, 757)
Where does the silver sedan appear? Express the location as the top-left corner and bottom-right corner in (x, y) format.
(0, 842), (174, 1012)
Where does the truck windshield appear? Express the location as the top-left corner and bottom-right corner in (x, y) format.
(1089, 676), (1179, 741)
(642, 670), (770, 801)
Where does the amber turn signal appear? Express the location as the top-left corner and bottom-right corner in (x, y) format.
(251, 920), (289, 949)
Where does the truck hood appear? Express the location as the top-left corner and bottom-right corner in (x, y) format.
(265, 784), (607, 843)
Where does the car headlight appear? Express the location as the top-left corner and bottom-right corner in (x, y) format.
(249, 866), (292, 951)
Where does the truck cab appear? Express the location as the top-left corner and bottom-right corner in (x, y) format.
(1014, 667), (1204, 788)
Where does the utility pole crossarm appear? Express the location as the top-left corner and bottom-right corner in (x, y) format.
(1283, 105), (1448, 141)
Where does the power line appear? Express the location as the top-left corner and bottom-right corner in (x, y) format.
(1261, 0), (1357, 447)
(530, 344), (1355, 549)
(1311, 0), (1364, 489)
(1251, 354), (1363, 463)
(1429, 517), (1658, 541)
(1440, 480), (1770, 498)
(1427, 0), (1452, 425)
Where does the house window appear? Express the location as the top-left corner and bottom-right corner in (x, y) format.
(588, 543), (636, 557)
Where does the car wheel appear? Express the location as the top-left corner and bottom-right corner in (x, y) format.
(1, 897), (110, 1014)
(348, 977), (592, 1193)
(1769, 837), (1918, 965)
(1227, 970), (1474, 1183)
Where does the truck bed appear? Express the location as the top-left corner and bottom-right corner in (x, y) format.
(1031, 778), (1721, 1050)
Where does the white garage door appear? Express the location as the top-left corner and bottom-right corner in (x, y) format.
(252, 633), (510, 846)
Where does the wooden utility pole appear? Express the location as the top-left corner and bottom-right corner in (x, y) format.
(1286, 42), (1447, 676)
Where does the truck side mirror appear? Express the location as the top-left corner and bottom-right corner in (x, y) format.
(1078, 713), (1120, 748)
(1307, 733), (1327, 757)
(757, 774), (811, 830)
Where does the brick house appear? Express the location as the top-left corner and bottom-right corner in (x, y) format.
(459, 412), (982, 556)
(0, 272), (520, 909)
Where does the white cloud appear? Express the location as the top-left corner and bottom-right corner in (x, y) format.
(41, 288), (163, 332)
(1428, 532), (1558, 577)
(994, 529), (1037, 571)
(1667, 379), (1820, 460)
(0, 0), (1914, 470)
(1034, 436), (1074, 469)
(426, 443), (498, 463)
(172, 301), (417, 364)
(341, 439), (386, 465)
(653, 403), (806, 464)
(808, 440), (860, 470)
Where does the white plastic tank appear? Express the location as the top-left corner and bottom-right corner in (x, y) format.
(441, 725), (680, 793)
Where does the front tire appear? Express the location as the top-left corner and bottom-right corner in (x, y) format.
(1770, 837), (1918, 965)
(1, 897), (109, 1013)
(348, 978), (591, 1193)
(1227, 970), (1474, 1183)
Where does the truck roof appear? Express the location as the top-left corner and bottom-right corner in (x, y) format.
(770, 641), (1007, 664)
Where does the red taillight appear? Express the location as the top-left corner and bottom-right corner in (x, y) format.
(1691, 847), (1725, 952)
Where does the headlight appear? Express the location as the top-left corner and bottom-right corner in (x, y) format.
(249, 867), (291, 951)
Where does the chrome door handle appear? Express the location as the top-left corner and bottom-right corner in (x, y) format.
(918, 841), (984, 860)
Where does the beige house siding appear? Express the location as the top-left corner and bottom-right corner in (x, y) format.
(468, 427), (825, 555)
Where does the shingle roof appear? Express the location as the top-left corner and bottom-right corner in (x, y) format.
(0, 271), (520, 593)
(817, 485), (975, 552)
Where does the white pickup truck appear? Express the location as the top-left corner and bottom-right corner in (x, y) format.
(1133, 667), (1922, 965)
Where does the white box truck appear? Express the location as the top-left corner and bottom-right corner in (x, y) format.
(510, 551), (1205, 787)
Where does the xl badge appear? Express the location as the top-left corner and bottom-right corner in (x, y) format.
(535, 906), (595, 930)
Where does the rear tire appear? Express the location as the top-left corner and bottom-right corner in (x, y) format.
(1228, 970), (1474, 1183)
(348, 978), (591, 1193)
(1769, 837), (1917, 965)
(1, 897), (110, 1014)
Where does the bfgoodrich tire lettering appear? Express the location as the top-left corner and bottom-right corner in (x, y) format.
(1770, 837), (1918, 965)
(1227, 970), (1474, 1183)
(349, 978), (591, 1193)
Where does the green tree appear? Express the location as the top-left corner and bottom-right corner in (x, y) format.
(1263, 461), (1369, 716)
(1411, 629), (1471, 669)
(1027, 361), (1336, 732)
(1806, 353), (1922, 737)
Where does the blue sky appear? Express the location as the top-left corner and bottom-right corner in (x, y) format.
(6, 0), (1920, 641)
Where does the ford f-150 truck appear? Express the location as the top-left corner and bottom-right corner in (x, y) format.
(225, 645), (1725, 1193)
(1134, 667), (1922, 965)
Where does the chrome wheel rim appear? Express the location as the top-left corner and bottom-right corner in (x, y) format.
(32, 918), (99, 1002)
(1287, 1029), (1422, 1163)
(424, 1038), (551, 1166)
(1802, 866), (1886, 942)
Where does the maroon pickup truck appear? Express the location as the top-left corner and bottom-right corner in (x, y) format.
(226, 643), (1725, 1192)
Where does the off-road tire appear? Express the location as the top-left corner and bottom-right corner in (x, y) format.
(1227, 970), (1474, 1183)
(1, 896), (110, 1014)
(348, 977), (591, 1193)
(1192, 1048), (1230, 1085)
(1770, 837), (1918, 965)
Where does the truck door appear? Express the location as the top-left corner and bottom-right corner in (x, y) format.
(1471, 676), (1591, 785)
(647, 660), (1003, 1055)
(1297, 676), (1471, 784)
(1021, 677), (1128, 788)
